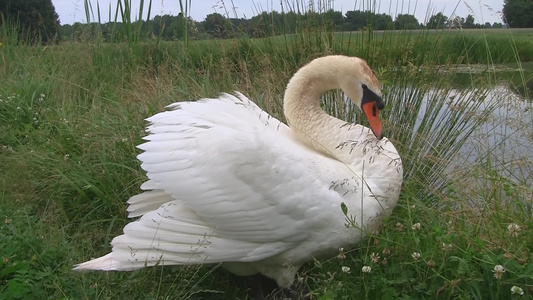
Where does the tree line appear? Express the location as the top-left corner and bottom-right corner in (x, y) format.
(60, 9), (507, 42)
(1, 0), (60, 43)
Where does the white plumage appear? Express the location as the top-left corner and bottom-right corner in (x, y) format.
(74, 55), (403, 288)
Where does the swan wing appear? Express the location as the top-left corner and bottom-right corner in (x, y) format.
(79, 93), (349, 271)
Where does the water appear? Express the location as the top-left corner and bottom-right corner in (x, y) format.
(404, 64), (533, 186)
(454, 84), (533, 181)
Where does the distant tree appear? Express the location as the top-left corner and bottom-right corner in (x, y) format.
(202, 13), (233, 38)
(158, 15), (177, 39)
(375, 13), (394, 30)
(463, 14), (475, 28)
(323, 9), (344, 31)
(230, 18), (250, 36)
(0, 0), (60, 43)
(169, 13), (186, 39)
(281, 11), (298, 33)
(395, 14), (420, 29)
(503, 0), (533, 27)
(303, 11), (320, 28)
(60, 23), (73, 37)
(492, 22), (504, 28)
(344, 10), (366, 31)
(268, 11), (283, 34)
(484, 22), (492, 28)
(449, 16), (464, 28)
(344, 10), (380, 31)
(248, 11), (282, 37)
(427, 13), (448, 29)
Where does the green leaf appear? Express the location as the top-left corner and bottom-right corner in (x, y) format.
(8, 279), (28, 298)
(341, 202), (348, 215)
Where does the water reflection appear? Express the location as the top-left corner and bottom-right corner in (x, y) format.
(454, 84), (533, 181)
(450, 62), (533, 100)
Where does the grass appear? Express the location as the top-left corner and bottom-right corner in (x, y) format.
(1, 5), (533, 299)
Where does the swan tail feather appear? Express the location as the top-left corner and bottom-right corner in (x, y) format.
(127, 189), (174, 218)
(73, 253), (118, 271)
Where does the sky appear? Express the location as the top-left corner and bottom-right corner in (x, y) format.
(51, 0), (505, 26)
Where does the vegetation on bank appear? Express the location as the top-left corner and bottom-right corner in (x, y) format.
(1, 2), (532, 299)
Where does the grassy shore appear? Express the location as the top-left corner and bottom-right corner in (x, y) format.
(1, 26), (532, 299)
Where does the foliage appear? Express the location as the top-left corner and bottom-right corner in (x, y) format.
(395, 14), (421, 29)
(313, 196), (533, 299)
(203, 13), (233, 38)
(503, 0), (533, 28)
(0, 204), (76, 299)
(464, 14), (476, 28)
(56, 7), (507, 42)
(427, 13), (448, 29)
(343, 10), (393, 31)
(0, 0), (60, 44)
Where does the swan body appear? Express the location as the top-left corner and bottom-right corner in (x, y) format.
(74, 55), (403, 288)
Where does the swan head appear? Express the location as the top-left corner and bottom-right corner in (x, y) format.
(284, 55), (386, 140)
(337, 57), (385, 140)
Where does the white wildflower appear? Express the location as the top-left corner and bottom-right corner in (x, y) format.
(337, 248), (346, 260)
(412, 222), (421, 230)
(507, 223), (521, 237)
(396, 222), (404, 231)
(442, 243), (453, 251)
(361, 266), (371, 273)
(411, 252), (421, 260)
(370, 252), (380, 264)
(493, 265), (505, 280)
(341, 266), (351, 273)
(511, 286), (524, 295)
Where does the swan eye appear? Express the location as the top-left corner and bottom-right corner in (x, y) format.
(362, 84), (368, 90)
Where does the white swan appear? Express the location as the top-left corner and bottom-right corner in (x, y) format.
(74, 55), (403, 289)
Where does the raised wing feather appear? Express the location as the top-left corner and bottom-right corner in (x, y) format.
(140, 93), (333, 241)
(76, 93), (348, 270)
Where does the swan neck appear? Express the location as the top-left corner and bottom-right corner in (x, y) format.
(283, 61), (347, 157)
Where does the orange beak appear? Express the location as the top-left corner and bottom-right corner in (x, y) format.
(362, 102), (383, 140)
